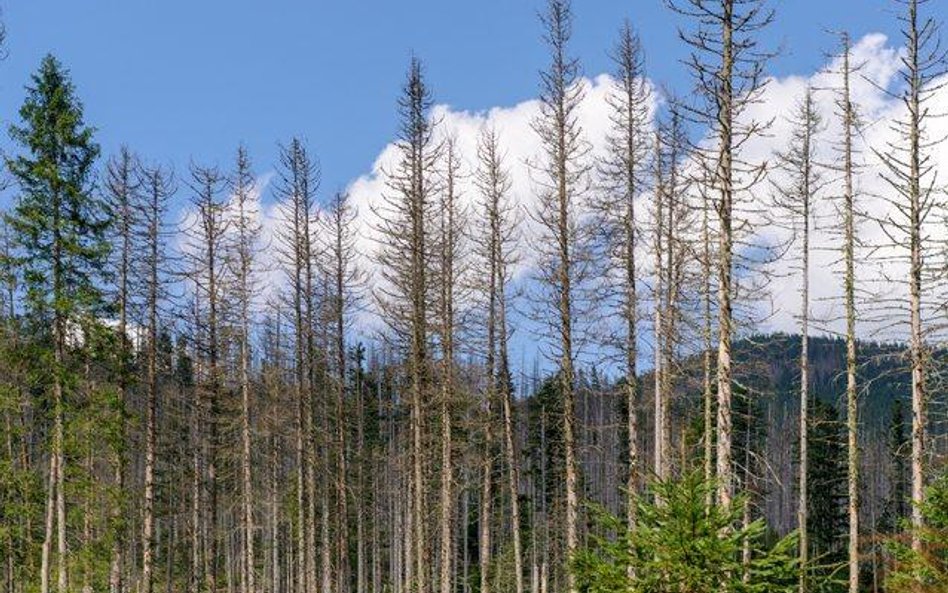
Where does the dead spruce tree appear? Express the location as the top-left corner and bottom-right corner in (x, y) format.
(697, 173), (718, 500)
(103, 147), (140, 593)
(530, 3), (591, 586)
(374, 57), (439, 593)
(137, 162), (174, 593)
(650, 107), (693, 483)
(668, 0), (774, 507)
(318, 189), (364, 593)
(843, 39), (861, 593)
(479, 136), (496, 593)
(595, 20), (651, 535)
(769, 87), (823, 593)
(432, 137), (464, 593)
(651, 129), (668, 481)
(475, 126), (522, 593)
(273, 137), (320, 593)
(228, 146), (261, 593)
(822, 34), (863, 591)
(873, 0), (947, 552)
(181, 164), (229, 593)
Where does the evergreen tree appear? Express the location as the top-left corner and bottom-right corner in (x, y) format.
(806, 398), (848, 590)
(5, 53), (109, 593)
(886, 471), (948, 592)
(573, 472), (799, 593)
(6, 54), (107, 327)
(883, 399), (910, 531)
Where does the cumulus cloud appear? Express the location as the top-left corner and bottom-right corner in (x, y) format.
(343, 74), (626, 279)
(757, 33), (948, 342)
(242, 32), (945, 351)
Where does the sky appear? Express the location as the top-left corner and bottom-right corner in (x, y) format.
(3, 0), (947, 373)
(0, 0), (917, 196)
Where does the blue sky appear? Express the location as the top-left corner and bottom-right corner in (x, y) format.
(0, 0), (918, 201)
(3, 1), (946, 375)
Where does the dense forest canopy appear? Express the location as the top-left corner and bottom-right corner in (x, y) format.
(2, 2), (948, 593)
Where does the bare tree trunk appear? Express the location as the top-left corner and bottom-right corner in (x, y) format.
(702, 185), (714, 506)
(715, 2), (735, 509)
(653, 129), (666, 482)
(476, 127), (522, 593)
(771, 88), (821, 593)
(184, 164), (227, 593)
(270, 432), (280, 593)
(322, 190), (361, 593)
(480, 348), (493, 593)
(904, 0), (927, 553)
(191, 325), (203, 593)
(438, 259), (453, 593)
(437, 141), (460, 593)
(375, 59), (437, 593)
(600, 22), (647, 539)
(498, 213), (522, 593)
(799, 150), (810, 593)
(533, 4), (585, 586)
(840, 38), (860, 592)
(355, 352), (366, 593)
(141, 170), (164, 593)
(275, 139), (318, 593)
(232, 147), (259, 593)
(669, 0), (772, 511)
(498, 317), (522, 593)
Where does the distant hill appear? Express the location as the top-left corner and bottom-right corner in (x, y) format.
(530, 333), (934, 541)
(728, 333), (915, 429)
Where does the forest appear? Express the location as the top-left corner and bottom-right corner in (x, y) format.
(1, 0), (948, 592)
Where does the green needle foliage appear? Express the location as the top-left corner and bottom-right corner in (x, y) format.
(3, 52), (115, 592)
(6, 53), (108, 327)
(573, 471), (800, 593)
(886, 472), (948, 592)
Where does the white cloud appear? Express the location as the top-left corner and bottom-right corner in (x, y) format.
(758, 33), (948, 343)
(247, 32), (945, 352)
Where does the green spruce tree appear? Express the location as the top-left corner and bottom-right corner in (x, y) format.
(886, 471), (948, 592)
(884, 399), (910, 530)
(573, 472), (800, 593)
(5, 54), (109, 593)
(806, 397), (848, 591)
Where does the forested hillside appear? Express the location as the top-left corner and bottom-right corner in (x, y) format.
(3, 1), (948, 593)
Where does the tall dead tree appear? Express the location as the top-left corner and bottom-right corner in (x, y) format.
(650, 108), (692, 483)
(874, 0), (946, 553)
(138, 162), (174, 593)
(668, 0), (773, 507)
(597, 21), (650, 534)
(182, 164), (228, 593)
(843, 39), (860, 593)
(531, 3), (590, 585)
(229, 146), (261, 593)
(374, 57), (439, 593)
(104, 147), (140, 593)
(699, 177), (716, 499)
(480, 233), (494, 593)
(434, 137), (463, 593)
(651, 129), (667, 481)
(826, 34), (862, 592)
(319, 189), (364, 593)
(475, 127), (522, 593)
(273, 138), (320, 593)
(769, 88), (822, 593)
